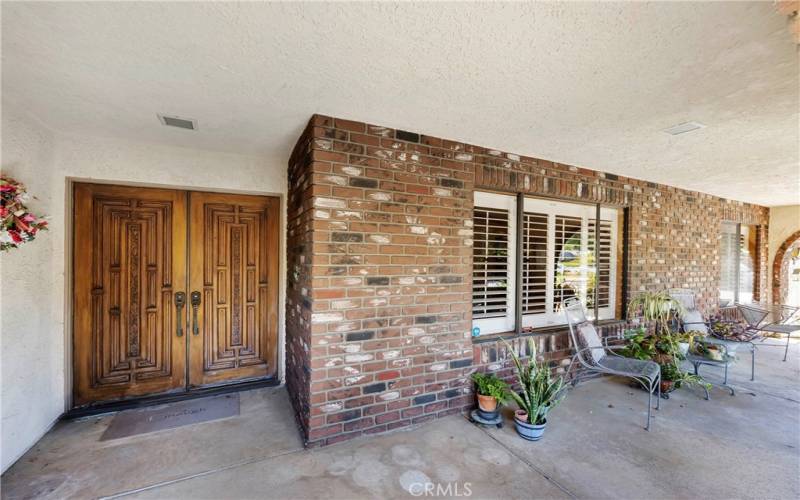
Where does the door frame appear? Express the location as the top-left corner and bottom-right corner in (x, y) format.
(66, 178), (285, 409)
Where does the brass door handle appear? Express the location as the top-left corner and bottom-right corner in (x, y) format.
(190, 291), (201, 336)
(175, 292), (186, 337)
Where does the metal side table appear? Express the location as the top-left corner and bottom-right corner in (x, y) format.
(686, 341), (735, 398)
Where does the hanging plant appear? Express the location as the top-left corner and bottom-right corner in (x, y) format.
(0, 175), (48, 251)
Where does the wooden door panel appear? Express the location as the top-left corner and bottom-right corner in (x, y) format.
(74, 184), (187, 405)
(188, 192), (278, 386)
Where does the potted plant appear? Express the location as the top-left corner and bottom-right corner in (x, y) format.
(622, 310), (708, 396)
(470, 372), (508, 413)
(627, 290), (684, 334)
(502, 338), (565, 441)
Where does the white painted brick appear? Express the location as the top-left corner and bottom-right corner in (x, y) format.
(379, 391), (400, 401)
(369, 234), (390, 244)
(321, 402), (343, 413)
(368, 192), (392, 201)
(312, 312), (343, 323)
(324, 175), (347, 186)
(314, 197), (346, 209)
(345, 354), (374, 363)
(342, 166), (362, 176)
(336, 210), (363, 219)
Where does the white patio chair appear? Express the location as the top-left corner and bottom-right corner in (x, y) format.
(563, 298), (661, 431)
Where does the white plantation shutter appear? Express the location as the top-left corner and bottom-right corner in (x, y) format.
(521, 212), (548, 315)
(472, 192), (516, 334)
(472, 207), (510, 318)
(587, 217), (616, 319)
(473, 192), (618, 335)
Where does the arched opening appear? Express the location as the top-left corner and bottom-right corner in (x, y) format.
(772, 230), (800, 306)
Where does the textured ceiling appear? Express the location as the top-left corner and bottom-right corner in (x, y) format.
(2, 2), (798, 206)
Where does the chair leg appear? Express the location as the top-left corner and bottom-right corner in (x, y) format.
(784, 333), (791, 362)
(646, 384), (652, 431)
(750, 343), (755, 381)
(656, 375), (661, 410)
(566, 354), (580, 386)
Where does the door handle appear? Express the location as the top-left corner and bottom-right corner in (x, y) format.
(190, 291), (201, 336)
(175, 292), (186, 337)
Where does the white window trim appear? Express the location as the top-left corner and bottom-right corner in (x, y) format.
(472, 193), (619, 335)
(472, 192), (516, 336)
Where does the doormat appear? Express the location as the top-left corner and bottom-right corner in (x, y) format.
(100, 393), (240, 441)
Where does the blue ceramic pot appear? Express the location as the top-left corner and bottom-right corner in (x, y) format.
(514, 413), (547, 441)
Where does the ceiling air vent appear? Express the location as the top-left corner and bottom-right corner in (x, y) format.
(158, 114), (197, 130)
(663, 121), (705, 136)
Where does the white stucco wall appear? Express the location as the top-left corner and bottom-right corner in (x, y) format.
(1, 103), (287, 472)
(1, 105), (61, 473)
(768, 205), (800, 301)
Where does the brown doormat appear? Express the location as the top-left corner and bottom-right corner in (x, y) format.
(100, 393), (240, 441)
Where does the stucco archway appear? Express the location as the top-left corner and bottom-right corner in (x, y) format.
(772, 230), (800, 305)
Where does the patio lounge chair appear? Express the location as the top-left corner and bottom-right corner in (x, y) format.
(738, 303), (800, 362)
(563, 297), (661, 431)
(668, 288), (755, 381)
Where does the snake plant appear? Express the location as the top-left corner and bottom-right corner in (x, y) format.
(502, 338), (565, 425)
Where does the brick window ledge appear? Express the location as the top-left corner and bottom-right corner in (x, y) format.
(471, 319), (628, 345)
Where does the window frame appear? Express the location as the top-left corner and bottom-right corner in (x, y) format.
(472, 191), (517, 335)
(472, 191), (620, 336)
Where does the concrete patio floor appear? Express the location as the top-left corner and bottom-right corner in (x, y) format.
(3, 340), (798, 500)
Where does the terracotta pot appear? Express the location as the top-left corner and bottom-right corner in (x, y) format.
(477, 394), (497, 412)
(660, 380), (675, 393)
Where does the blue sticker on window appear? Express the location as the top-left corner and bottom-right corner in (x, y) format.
(472, 327), (480, 337)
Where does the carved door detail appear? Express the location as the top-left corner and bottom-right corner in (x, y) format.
(73, 184), (187, 405)
(188, 192), (279, 387)
(73, 185), (278, 406)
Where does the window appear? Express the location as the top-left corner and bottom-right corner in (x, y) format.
(472, 192), (620, 335)
(472, 192), (516, 334)
(719, 222), (757, 305)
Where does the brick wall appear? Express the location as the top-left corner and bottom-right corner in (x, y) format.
(285, 122), (315, 437)
(286, 114), (769, 446)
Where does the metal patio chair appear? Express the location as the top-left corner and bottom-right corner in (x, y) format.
(668, 288), (755, 381)
(738, 303), (800, 362)
(564, 297), (661, 431)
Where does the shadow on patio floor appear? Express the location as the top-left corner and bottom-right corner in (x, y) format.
(3, 341), (798, 499)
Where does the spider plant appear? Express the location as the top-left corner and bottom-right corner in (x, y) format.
(627, 290), (684, 334)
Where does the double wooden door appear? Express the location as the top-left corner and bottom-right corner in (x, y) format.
(73, 184), (279, 406)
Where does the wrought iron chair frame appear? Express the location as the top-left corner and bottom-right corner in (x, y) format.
(563, 298), (661, 431)
(737, 303), (800, 362)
